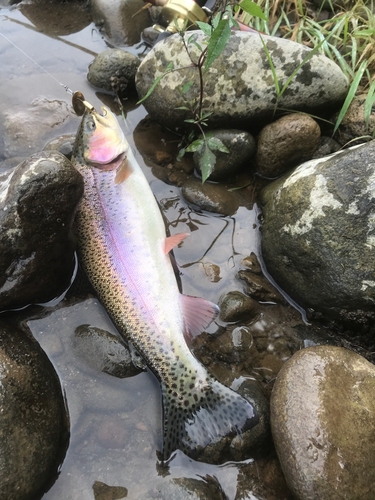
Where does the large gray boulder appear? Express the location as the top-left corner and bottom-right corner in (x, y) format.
(271, 345), (375, 500)
(0, 319), (69, 500)
(136, 31), (349, 129)
(0, 151), (83, 311)
(260, 140), (375, 323)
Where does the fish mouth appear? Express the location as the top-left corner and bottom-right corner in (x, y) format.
(87, 150), (127, 171)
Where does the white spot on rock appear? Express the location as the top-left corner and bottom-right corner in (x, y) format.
(283, 175), (342, 235)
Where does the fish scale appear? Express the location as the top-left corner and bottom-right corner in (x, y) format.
(72, 106), (259, 462)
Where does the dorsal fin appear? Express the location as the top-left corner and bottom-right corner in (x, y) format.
(115, 157), (131, 184)
(180, 294), (219, 342)
(164, 233), (189, 254)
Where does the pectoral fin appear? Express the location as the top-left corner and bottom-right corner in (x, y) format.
(164, 233), (189, 254)
(115, 157), (132, 184)
(180, 294), (220, 342)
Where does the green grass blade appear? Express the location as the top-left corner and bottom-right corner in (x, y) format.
(259, 33), (280, 96)
(364, 79), (375, 130)
(137, 62), (174, 104)
(278, 22), (343, 101)
(351, 37), (357, 72)
(333, 59), (368, 136)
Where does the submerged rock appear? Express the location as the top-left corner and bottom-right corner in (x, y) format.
(2, 96), (74, 158)
(87, 49), (140, 94)
(43, 133), (76, 160)
(0, 151), (83, 311)
(194, 130), (256, 182)
(260, 140), (375, 324)
(256, 113), (321, 178)
(219, 291), (260, 322)
(271, 345), (375, 500)
(136, 31), (349, 130)
(92, 481), (128, 500)
(74, 325), (144, 378)
(0, 319), (68, 500)
(181, 177), (247, 215)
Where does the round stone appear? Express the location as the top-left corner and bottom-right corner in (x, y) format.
(256, 113), (321, 178)
(271, 345), (375, 500)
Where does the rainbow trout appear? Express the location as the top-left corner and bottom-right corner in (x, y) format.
(72, 105), (258, 461)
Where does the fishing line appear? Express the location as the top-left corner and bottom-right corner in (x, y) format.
(0, 30), (75, 96)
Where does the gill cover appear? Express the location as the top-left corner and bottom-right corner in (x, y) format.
(83, 106), (127, 166)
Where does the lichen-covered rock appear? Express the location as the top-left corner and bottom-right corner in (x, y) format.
(260, 140), (375, 323)
(194, 130), (256, 182)
(0, 151), (83, 311)
(87, 49), (140, 93)
(136, 31), (349, 129)
(0, 319), (69, 500)
(256, 113), (321, 178)
(271, 345), (375, 500)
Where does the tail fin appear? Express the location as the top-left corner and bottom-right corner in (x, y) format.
(161, 375), (258, 463)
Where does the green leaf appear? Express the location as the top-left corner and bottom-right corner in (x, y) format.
(191, 41), (203, 51)
(199, 146), (217, 183)
(184, 118), (196, 123)
(196, 21), (212, 36)
(207, 137), (229, 153)
(186, 138), (205, 153)
(187, 34), (195, 44)
(137, 62), (173, 104)
(204, 18), (231, 73)
(182, 81), (194, 94)
(177, 148), (186, 161)
(212, 12), (220, 29)
(175, 106), (190, 110)
(333, 59), (368, 136)
(238, 0), (268, 21)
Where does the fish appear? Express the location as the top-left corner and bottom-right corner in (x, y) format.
(71, 104), (259, 462)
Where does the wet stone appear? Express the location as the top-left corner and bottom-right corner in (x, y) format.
(219, 291), (260, 322)
(271, 345), (375, 500)
(241, 252), (262, 274)
(0, 151), (84, 311)
(260, 139), (375, 325)
(311, 136), (341, 159)
(73, 324), (144, 378)
(237, 270), (286, 304)
(43, 133), (76, 160)
(2, 96), (74, 159)
(181, 177), (243, 216)
(0, 319), (69, 500)
(256, 113), (321, 178)
(194, 129), (256, 182)
(87, 49), (140, 94)
(92, 481), (128, 500)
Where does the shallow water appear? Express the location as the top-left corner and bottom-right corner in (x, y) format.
(0, 2), (296, 498)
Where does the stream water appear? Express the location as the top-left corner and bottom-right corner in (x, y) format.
(0, 2), (302, 498)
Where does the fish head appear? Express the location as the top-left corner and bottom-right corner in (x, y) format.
(76, 106), (128, 171)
